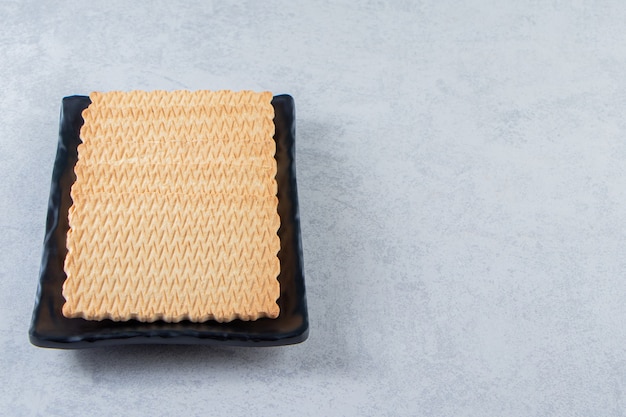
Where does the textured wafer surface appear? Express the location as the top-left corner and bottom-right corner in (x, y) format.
(62, 90), (280, 322)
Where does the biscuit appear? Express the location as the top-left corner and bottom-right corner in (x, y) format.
(62, 90), (280, 322)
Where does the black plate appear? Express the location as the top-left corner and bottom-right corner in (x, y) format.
(29, 94), (308, 348)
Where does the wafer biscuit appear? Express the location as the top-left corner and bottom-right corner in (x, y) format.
(62, 90), (281, 322)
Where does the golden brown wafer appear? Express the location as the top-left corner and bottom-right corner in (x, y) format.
(62, 90), (280, 322)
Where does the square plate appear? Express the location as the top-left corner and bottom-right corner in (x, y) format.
(29, 94), (308, 348)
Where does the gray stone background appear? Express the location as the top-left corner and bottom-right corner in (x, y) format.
(2, 1), (626, 416)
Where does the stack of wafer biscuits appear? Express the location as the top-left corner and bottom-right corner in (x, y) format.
(62, 90), (281, 323)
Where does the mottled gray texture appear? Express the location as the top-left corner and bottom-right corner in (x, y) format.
(2, 0), (626, 415)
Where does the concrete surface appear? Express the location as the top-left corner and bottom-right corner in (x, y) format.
(2, 1), (626, 416)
